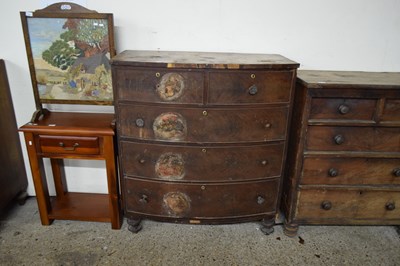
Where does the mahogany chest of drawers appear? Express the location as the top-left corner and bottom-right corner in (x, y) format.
(111, 50), (298, 233)
(282, 70), (400, 236)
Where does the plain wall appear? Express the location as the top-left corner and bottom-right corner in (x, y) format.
(1, 0), (399, 195)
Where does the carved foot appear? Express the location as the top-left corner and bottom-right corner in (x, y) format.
(283, 222), (299, 237)
(127, 218), (142, 233)
(260, 218), (275, 235)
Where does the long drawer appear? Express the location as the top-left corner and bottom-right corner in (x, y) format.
(295, 189), (400, 220)
(120, 141), (284, 182)
(118, 104), (288, 143)
(301, 157), (400, 185)
(124, 178), (279, 218)
(306, 126), (400, 152)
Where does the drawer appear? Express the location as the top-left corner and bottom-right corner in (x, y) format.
(381, 98), (400, 122)
(118, 104), (288, 143)
(208, 70), (293, 105)
(39, 135), (100, 155)
(309, 98), (376, 121)
(296, 189), (400, 220)
(114, 68), (204, 104)
(306, 126), (400, 152)
(120, 141), (284, 182)
(124, 178), (279, 218)
(301, 157), (400, 185)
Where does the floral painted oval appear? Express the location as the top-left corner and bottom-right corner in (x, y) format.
(156, 73), (185, 101)
(163, 191), (191, 217)
(155, 153), (185, 180)
(153, 112), (187, 141)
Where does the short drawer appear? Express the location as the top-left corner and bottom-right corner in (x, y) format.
(118, 104), (288, 143)
(295, 189), (400, 220)
(301, 157), (400, 185)
(208, 70), (293, 105)
(306, 126), (400, 152)
(113, 68), (204, 104)
(309, 98), (376, 121)
(381, 98), (400, 123)
(120, 141), (284, 181)
(124, 178), (279, 218)
(39, 135), (99, 155)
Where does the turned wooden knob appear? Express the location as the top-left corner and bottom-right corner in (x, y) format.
(393, 168), (400, 177)
(321, 201), (332, 210)
(338, 104), (350, 114)
(328, 168), (339, 177)
(386, 202), (395, 211)
(334, 134), (345, 145)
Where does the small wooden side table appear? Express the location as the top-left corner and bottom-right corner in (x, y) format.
(19, 112), (122, 229)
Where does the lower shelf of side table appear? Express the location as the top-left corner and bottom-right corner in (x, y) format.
(48, 192), (111, 223)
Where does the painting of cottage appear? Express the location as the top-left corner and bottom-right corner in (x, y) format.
(27, 17), (113, 103)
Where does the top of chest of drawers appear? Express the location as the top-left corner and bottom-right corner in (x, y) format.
(297, 70), (400, 89)
(111, 50), (299, 69)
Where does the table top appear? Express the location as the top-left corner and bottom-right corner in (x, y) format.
(297, 70), (400, 89)
(19, 112), (115, 136)
(111, 50), (299, 70)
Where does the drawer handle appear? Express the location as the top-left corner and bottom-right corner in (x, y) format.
(257, 196), (265, 205)
(135, 118), (145, 127)
(248, 85), (258, 95)
(328, 168), (339, 177)
(261, 160), (268, 165)
(139, 194), (148, 204)
(338, 104), (350, 115)
(139, 158), (146, 164)
(59, 142), (79, 151)
(334, 134), (344, 145)
(393, 168), (400, 177)
(321, 201), (332, 210)
(386, 202), (395, 211)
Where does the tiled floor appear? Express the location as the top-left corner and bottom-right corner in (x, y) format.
(0, 197), (399, 266)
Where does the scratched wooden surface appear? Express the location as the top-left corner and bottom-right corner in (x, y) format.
(298, 70), (400, 88)
(111, 50), (299, 69)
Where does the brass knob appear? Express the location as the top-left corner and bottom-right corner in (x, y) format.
(338, 104), (350, 115)
(328, 168), (339, 177)
(386, 202), (395, 211)
(265, 123), (271, 129)
(155, 72), (161, 77)
(393, 168), (400, 177)
(261, 160), (268, 165)
(202, 110), (208, 116)
(139, 194), (148, 204)
(139, 158), (146, 164)
(202, 148), (207, 153)
(334, 135), (344, 145)
(321, 201), (332, 210)
(135, 118), (145, 127)
(257, 196), (265, 205)
(248, 85), (258, 95)
(250, 74), (256, 79)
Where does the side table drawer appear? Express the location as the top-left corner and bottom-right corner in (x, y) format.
(124, 178), (279, 218)
(39, 135), (100, 155)
(296, 189), (400, 220)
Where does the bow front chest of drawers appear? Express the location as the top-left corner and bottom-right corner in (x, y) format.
(111, 50), (299, 233)
(282, 70), (400, 236)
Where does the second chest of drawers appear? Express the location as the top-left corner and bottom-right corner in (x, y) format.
(112, 50), (298, 233)
(282, 70), (400, 236)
